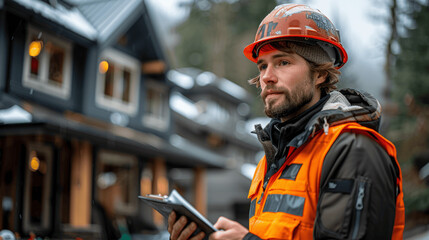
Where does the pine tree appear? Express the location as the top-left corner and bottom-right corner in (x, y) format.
(174, 0), (279, 84)
(391, 0), (429, 223)
(394, 1), (429, 105)
(173, 0), (280, 116)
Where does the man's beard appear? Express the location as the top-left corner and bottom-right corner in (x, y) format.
(262, 79), (314, 120)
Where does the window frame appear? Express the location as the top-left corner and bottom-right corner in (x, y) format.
(23, 142), (53, 233)
(95, 48), (140, 116)
(22, 26), (73, 99)
(143, 80), (170, 131)
(96, 150), (138, 216)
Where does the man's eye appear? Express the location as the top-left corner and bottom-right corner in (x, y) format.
(279, 60), (289, 66)
(258, 64), (267, 71)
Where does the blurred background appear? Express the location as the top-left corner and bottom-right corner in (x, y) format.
(0, 0), (428, 239)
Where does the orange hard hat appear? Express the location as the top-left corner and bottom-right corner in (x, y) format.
(243, 4), (348, 68)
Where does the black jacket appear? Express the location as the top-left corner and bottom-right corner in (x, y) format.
(244, 89), (400, 240)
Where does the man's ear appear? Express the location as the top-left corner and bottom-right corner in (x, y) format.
(315, 71), (328, 87)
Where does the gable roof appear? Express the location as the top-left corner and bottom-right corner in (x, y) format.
(69, 0), (144, 45)
(6, 0), (166, 63)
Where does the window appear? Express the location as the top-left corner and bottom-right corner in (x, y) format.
(23, 143), (53, 233)
(96, 48), (140, 115)
(23, 26), (72, 99)
(195, 99), (231, 126)
(207, 101), (231, 122)
(143, 81), (169, 131)
(96, 150), (138, 216)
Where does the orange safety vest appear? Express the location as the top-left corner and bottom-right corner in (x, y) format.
(248, 122), (405, 240)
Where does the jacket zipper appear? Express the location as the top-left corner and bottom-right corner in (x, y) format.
(352, 181), (366, 239)
(257, 179), (269, 204)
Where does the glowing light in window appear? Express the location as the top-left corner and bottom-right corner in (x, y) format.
(29, 41), (43, 57)
(99, 60), (109, 74)
(30, 156), (40, 172)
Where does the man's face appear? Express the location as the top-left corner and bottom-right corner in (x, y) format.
(257, 48), (321, 122)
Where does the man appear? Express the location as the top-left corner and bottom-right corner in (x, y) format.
(168, 4), (405, 240)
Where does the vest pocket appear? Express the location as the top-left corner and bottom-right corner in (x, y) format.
(315, 176), (371, 239)
(252, 215), (301, 240)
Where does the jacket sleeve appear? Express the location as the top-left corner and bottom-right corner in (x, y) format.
(314, 132), (399, 240)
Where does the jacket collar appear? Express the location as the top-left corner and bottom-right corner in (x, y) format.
(255, 88), (382, 162)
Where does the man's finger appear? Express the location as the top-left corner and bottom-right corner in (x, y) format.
(171, 216), (187, 240)
(209, 217), (249, 240)
(177, 221), (197, 240)
(190, 231), (205, 240)
(167, 211), (177, 233)
(213, 216), (230, 230)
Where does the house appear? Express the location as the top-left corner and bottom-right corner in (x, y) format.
(168, 68), (264, 226)
(0, 0), (224, 239)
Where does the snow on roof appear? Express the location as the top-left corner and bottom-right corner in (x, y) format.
(167, 70), (194, 89)
(169, 91), (199, 119)
(169, 68), (251, 102)
(196, 71), (216, 86)
(14, 0), (97, 40)
(0, 105), (32, 124)
(170, 90), (230, 127)
(217, 77), (248, 101)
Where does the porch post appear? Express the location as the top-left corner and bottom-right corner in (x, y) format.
(194, 166), (207, 216)
(70, 140), (92, 227)
(152, 157), (168, 226)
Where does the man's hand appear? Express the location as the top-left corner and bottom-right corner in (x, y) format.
(209, 217), (249, 240)
(167, 211), (205, 240)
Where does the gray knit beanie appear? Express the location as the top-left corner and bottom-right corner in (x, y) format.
(256, 40), (336, 65)
(289, 42), (334, 65)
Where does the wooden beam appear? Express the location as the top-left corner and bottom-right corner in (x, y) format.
(140, 164), (153, 196)
(70, 140), (92, 227)
(141, 60), (166, 75)
(194, 167), (207, 216)
(152, 158), (168, 226)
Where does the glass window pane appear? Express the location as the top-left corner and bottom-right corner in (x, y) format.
(47, 42), (65, 86)
(146, 89), (156, 115)
(96, 152), (137, 216)
(104, 64), (115, 97)
(100, 165), (132, 205)
(30, 56), (40, 77)
(146, 88), (165, 117)
(122, 69), (131, 103)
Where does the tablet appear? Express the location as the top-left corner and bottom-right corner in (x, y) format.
(139, 189), (218, 235)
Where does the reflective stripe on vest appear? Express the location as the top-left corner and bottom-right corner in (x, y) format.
(248, 122), (405, 240)
(263, 194), (305, 216)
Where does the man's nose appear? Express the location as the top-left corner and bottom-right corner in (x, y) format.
(261, 65), (277, 85)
